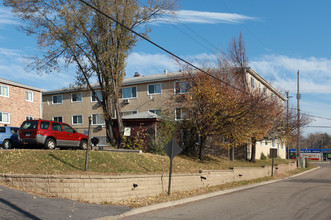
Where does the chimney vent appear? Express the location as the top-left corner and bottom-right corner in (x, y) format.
(134, 72), (140, 77)
(164, 70), (168, 74)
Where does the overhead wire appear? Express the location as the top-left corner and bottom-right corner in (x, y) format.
(76, 0), (331, 126)
(77, 0), (248, 94)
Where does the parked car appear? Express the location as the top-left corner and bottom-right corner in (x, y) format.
(18, 119), (88, 150)
(0, 126), (19, 149)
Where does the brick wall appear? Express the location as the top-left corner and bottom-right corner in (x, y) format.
(0, 162), (296, 203)
(0, 83), (41, 127)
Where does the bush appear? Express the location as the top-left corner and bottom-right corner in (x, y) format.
(260, 153), (267, 160)
(148, 119), (177, 155)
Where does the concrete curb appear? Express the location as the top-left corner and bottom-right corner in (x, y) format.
(94, 166), (320, 220)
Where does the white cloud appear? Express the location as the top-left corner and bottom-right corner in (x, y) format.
(0, 7), (20, 27)
(251, 54), (331, 94)
(153, 10), (257, 24)
(0, 47), (74, 90)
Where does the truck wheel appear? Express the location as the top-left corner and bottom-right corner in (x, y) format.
(45, 138), (56, 150)
(80, 140), (88, 150)
(2, 139), (11, 149)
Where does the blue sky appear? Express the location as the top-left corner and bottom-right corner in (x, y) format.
(1, 0), (331, 136)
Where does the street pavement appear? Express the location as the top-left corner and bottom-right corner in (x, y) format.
(117, 162), (331, 220)
(0, 184), (130, 220)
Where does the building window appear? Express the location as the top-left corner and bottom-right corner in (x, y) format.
(149, 109), (161, 116)
(25, 91), (33, 102)
(0, 85), (9, 97)
(91, 91), (102, 102)
(26, 116), (34, 120)
(71, 92), (82, 103)
(72, 115), (83, 125)
(250, 77), (255, 88)
(121, 111), (138, 116)
(92, 114), (105, 125)
(259, 83), (261, 93)
(121, 87), (137, 99)
(147, 84), (161, 95)
(263, 87), (268, 98)
(174, 81), (189, 94)
(0, 111), (10, 123)
(175, 108), (185, 121)
(52, 95), (63, 104)
(52, 116), (63, 122)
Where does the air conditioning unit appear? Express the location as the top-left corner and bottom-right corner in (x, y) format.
(97, 125), (103, 130)
(123, 99), (130, 104)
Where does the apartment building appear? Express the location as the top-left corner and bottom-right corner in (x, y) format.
(42, 67), (287, 158)
(0, 78), (43, 127)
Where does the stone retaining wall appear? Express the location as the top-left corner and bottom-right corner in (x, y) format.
(0, 162), (296, 203)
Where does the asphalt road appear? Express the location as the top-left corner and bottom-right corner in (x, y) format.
(0, 184), (130, 220)
(122, 162), (331, 220)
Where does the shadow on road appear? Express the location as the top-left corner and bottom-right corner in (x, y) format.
(0, 197), (41, 220)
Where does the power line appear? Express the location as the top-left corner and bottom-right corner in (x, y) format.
(77, 0), (248, 94)
(219, 0), (271, 52)
(156, 8), (219, 53)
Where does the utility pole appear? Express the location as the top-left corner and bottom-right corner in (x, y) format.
(285, 91), (289, 159)
(297, 70), (301, 167)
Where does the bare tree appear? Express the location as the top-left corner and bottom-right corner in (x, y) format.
(4, 0), (176, 147)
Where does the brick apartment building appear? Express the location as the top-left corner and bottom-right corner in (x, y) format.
(0, 78), (43, 127)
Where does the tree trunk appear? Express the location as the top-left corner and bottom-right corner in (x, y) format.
(250, 137), (257, 163)
(231, 143), (235, 162)
(199, 137), (206, 162)
(114, 99), (124, 149)
(105, 119), (115, 145)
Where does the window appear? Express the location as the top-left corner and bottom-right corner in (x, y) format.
(26, 116), (34, 120)
(0, 112), (10, 123)
(71, 92), (82, 103)
(63, 124), (75, 133)
(259, 83), (261, 93)
(250, 77), (255, 88)
(52, 95), (63, 104)
(92, 114), (105, 125)
(121, 87), (137, 99)
(25, 91), (33, 102)
(121, 111), (138, 116)
(175, 108), (185, 121)
(147, 84), (161, 95)
(52, 122), (63, 132)
(91, 91), (102, 102)
(72, 115), (83, 125)
(53, 116), (63, 122)
(263, 87), (268, 98)
(271, 93), (275, 101)
(175, 81), (189, 94)
(0, 127), (5, 133)
(0, 85), (9, 97)
(149, 109), (161, 116)
(40, 121), (50, 129)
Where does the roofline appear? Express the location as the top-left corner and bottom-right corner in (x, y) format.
(42, 68), (287, 101)
(245, 67), (287, 101)
(0, 78), (44, 92)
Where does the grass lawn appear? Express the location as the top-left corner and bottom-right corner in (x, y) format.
(0, 149), (292, 175)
